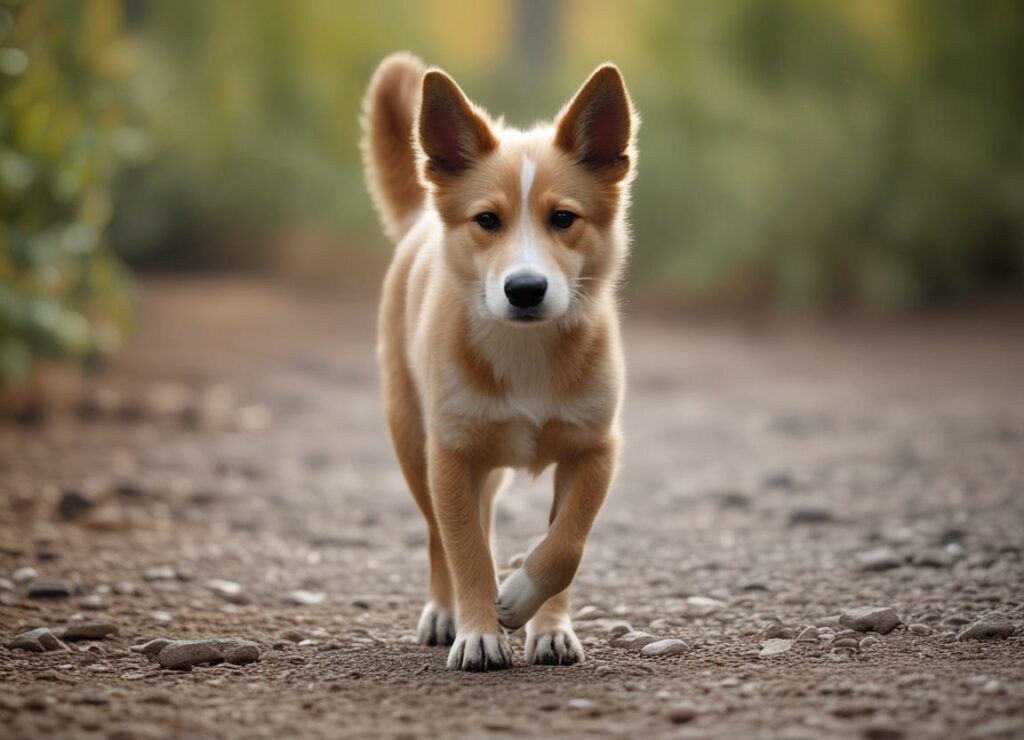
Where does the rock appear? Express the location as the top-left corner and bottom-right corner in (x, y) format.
(574, 605), (608, 620)
(59, 620), (119, 641)
(908, 623), (933, 636)
(796, 626), (819, 642)
(285, 590), (325, 606)
(761, 623), (797, 639)
(641, 639), (690, 656)
(57, 489), (96, 520)
(840, 606), (901, 635)
(667, 705), (698, 724)
(832, 637), (861, 649)
(980, 679), (1008, 695)
(149, 611), (174, 624)
(7, 628), (66, 652)
(610, 631), (659, 649)
(27, 578), (73, 599)
(149, 639), (261, 671)
(860, 636), (881, 649)
(80, 594), (108, 611)
(854, 547), (905, 572)
(567, 698), (596, 711)
(681, 596), (726, 617)
(957, 616), (1015, 641)
(0, 577), (13, 591)
(788, 507), (834, 525)
(206, 579), (249, 604)
(130, 638), (174, 658)
(911, 549), (956, 568)
(759, 639), (794, 657)
(143, 566), (179, 581)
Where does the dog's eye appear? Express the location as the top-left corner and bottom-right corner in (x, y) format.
(474, 212), (501, 232)
(549, 210), (578, 230)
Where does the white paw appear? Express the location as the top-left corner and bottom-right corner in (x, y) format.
(524, 625), (585, 666)
(496, 568), (544, 630)
(446, 630), (513, 671)
(416, 603), (456, 646)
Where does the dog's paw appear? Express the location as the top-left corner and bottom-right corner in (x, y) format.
(446, 630), (513, 671)
(524, 625), (585, 666)
(496, 568), (545, 630)
(416, 602), (456, 646)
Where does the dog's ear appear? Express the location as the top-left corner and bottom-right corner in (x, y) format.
(418, 70), (497, 181)
(555, 64), (636, 181)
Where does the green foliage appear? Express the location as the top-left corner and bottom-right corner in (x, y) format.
(0, 0), (137, 387)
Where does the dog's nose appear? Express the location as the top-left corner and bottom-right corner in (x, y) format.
(504, 272), (548, 309)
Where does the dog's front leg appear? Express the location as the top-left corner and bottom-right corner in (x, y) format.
(428, 440), (513, 671)
(496, 436), (618, 641)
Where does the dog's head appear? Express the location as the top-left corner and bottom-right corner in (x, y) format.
(416, 65), (637, 326)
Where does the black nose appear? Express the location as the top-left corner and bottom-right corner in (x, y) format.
(504, 273), (548, 309)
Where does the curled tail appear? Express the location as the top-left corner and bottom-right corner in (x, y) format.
(361, 52), (426, 242)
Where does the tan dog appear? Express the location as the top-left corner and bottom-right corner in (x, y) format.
(361, 53), (637, 670)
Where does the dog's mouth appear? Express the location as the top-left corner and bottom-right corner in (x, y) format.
(509, 309), (544, 323)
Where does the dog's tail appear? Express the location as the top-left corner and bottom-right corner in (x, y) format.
(361, 52), (426, 243)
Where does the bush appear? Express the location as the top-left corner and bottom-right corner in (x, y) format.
(0, 0), (140, 388)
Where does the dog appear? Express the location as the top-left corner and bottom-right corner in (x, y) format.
(361, 52), (637, 670)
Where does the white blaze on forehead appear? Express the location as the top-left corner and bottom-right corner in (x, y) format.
(520, 156), (536, 207)
(515, 156), (540, 270)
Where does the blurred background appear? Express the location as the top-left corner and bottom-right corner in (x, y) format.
(2, 0), (1024, 391)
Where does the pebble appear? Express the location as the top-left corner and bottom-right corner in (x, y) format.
(57, 489), (96, 520)
(80, 594), (108, 610)
(143, 566), (180, 582)
(911, 549), (956, 568)
(27, 578), (73, 599)
(667, 705), (698, 724)
(59, 620), (119, 641)
(832, 637), (861, 649)
(7, 628), (66, 652)
(206, 579), (249, 604)
(681, 596), (726, 617)
(854, 547), (905, 571)
(788, 507), (834, 525)
(0, 577), (13, 591)
(150, 611), (174, 624)
(957, 616), (1016, 641)
(285, 590), (325, 606)
(860, 636), (881, 649)
(908, 623), (933, 636)
(574, 605), (608, 620)
(610, 631), (659, 649)
(796, 626), (819, 642)
(759, 639), (794, 657)
(840, 606), (901, 635)
(130, 638), (174, 658)
(142, 639), (261, 671)
(641, 639), (690, 656)
(761, 623), (797, 639)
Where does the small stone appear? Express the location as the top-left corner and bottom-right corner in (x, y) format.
(59, 620), (119, 641)
(957, 616), (1015, 641)
(840, 606), (901, 635)
(854, 547), (905, 572)
(7, 628), (66, 652)
(131, 638), (174, 657)
(206, 579), (248, 604)
(57, 489), (96, 520)
(610, 631), (659, 649)
(80, 594), (108, 610)
(149, 611), (174, 624)
(681, 596), (726, 617)
(567, 698), (596, 711)
(759, 639), (794, 657)
(154, 639), (260, 670)
(0, 577), (13, 591)
(285, 590), (325, 606)
(600, 620), (633, 637)
(143, 566), (179, 581)
(27, 578), (73, 599)
(908, 623), (933, 636)
(911, 549), (956, 568)
(761, 623), (797, 639)
(788, 507), (834, 525)
(860, 636), (880, 649)
(832, 637), (861, 649)
(574, 605), (608, 620)
(980, 679), (1008, 695)
(796, 626), (819, 642)
(641, 639), (690, 656)
(667, 705), (698, 724)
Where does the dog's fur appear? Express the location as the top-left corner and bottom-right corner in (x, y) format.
(361, 53), (637, 670)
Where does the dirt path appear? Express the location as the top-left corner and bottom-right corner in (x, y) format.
(1, 279), (1022, 739)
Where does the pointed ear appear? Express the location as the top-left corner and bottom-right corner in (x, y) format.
(555, 64), (636, 180)
(418, 70), (497, 181)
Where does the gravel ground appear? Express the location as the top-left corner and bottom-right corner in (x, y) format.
(1, 278), (1023, 739)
